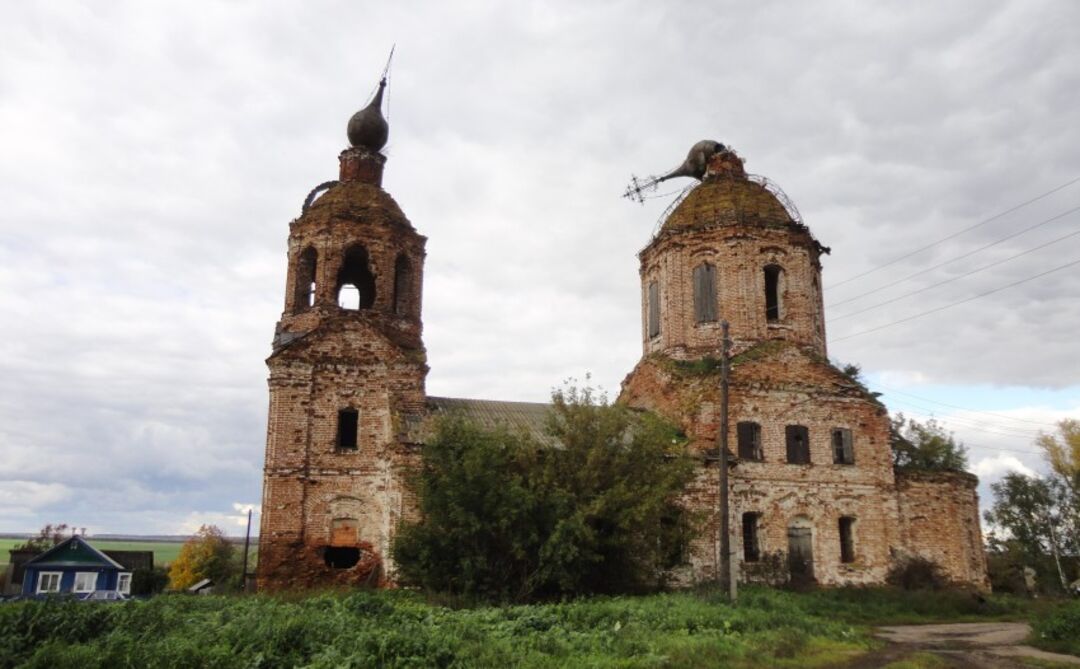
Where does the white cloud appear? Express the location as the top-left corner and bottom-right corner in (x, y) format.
(2, 0), (1079, 533)
(971, 454), (1039, 480)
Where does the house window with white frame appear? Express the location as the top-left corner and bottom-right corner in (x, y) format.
(117, 572), (132, 595)
(73, 571), (97, 593)
(37, 571), (62, 594)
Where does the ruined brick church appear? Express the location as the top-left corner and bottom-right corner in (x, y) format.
(257, 82), (989, 591)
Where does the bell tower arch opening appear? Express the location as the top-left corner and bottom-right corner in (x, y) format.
(292, 246), (318, 312)
(336, 244), (376, 310)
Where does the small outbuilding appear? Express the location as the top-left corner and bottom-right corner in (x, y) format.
(21, 535), (131, 598)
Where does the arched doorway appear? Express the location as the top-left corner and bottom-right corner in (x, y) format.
(787, 516), (814, 585)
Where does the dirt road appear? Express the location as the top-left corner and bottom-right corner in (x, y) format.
(845, 622), (1080, 668)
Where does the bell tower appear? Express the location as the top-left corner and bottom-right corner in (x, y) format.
(257, 71), (427, 590)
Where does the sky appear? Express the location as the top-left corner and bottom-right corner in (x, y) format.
(1, 0), (1078, 536)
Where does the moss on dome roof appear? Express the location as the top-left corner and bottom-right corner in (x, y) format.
(302, 180), (413, 229)
(660, 175), (793, 235)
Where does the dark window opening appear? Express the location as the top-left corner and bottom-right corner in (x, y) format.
(294, 247), (318, 311)
(764, 265), (783, 323)
(737, 421), (763, 461)
(336, 245), (376, 310)
(323, 546), (360, 569)
(839, 517), (855, 563)
(393, 254), (411, 317)
(336, 409), (359, 450)
(785, 425), (810, 464)
(647, 281), (660, 339)
(692, 263), (717, 323)
(832, 428), (854, 465)
(743, 512), (761, 562)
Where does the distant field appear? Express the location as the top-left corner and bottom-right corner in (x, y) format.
(0, 538), (212, 568)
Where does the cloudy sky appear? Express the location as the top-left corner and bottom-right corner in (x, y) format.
(2, 1), (1078, 535)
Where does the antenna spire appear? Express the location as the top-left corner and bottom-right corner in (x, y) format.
(347, 47), (395, 152)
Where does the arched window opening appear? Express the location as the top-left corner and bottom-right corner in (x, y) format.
(336, 409), (359, 451)
(693, 262), (717, 323)
(839, 516), (856, 563)
(785, 424), (810, 464)
(737, 421), (763, 461)
(393, 254), (411, 317)
(293, 247), (318, 311)
(742, 512), (761, 562)
(336, 245), (376, 310)
(832, 428), (854, 465)
(323, 546), (360, 569)
(647, 280), (660, 339)
(764, 265), (783, 323)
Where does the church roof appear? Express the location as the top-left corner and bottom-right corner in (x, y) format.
(660, 174), (794, 235)
(406, 396), (556, 447)
(299, 180), (414, 230)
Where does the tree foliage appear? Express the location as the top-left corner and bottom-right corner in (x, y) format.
(392, 384), (697, 602)
(984, 420), (1080, 594)
(890, 413), (968, 472)
(14, 523), (79, 552)
(168, 525), (237, 591)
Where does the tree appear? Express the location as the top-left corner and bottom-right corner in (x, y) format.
(392, 384), (697, 602)
(984, 420), (1080, 594)
(1038, 419), (1080, 507)
(890, 413), (968, 472)
(985, 472), (1076, 592)
(168, 525), (237, 591)
(14, 523), (74, 552)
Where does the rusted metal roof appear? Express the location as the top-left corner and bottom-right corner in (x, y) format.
(404, 396), (555, 447)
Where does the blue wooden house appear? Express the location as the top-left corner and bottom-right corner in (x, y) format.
(21, 535), (131, 599)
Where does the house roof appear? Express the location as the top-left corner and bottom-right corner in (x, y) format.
(407, 396), (556, 447)
(25, 536), (124, 570)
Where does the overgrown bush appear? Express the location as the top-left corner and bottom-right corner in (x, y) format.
(1031, 600), (1080, 656)
(886, 555), (947, 591)
(392, 384), (698, 602)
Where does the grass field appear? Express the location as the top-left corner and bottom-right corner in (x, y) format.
(1, 538), (207, 568)
(0, 586), (1067, 669)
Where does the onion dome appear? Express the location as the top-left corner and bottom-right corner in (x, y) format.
(347, 78), (389, 151)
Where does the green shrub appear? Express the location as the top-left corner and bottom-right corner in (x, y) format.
(393, 383), (697, 602)
(1031, 600), (1080, 656)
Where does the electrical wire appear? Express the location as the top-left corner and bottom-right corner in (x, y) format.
(828, 204), (1080, 309)
(829, 224), (1080, 322)
(826, 176), (1080, 289)
(883, 398), (1043, 439)
(831, 257), (1080, 342)
(873, 384), (1063, 428)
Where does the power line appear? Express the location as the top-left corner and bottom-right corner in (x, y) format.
(827, 176), (1080, 289)
(892, 407), (1044, 452)
(832, 257), (1080, 342)
(873, 384), (1063, 428)
(830, 224), (1080, 322)
(828, 204), (1080, 309)
(884, 397), (1042, 438)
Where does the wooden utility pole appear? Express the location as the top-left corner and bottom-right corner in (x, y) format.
(241, 508), (253, 592)
(717, 320), (736, 601)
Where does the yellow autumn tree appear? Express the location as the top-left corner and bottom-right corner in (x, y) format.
(1038, 419), (1080, 498)
(168, 524), (237, 591)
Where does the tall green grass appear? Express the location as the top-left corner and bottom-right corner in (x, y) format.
(0, 589), (868, 669)
(0, 586), (1063, 668)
